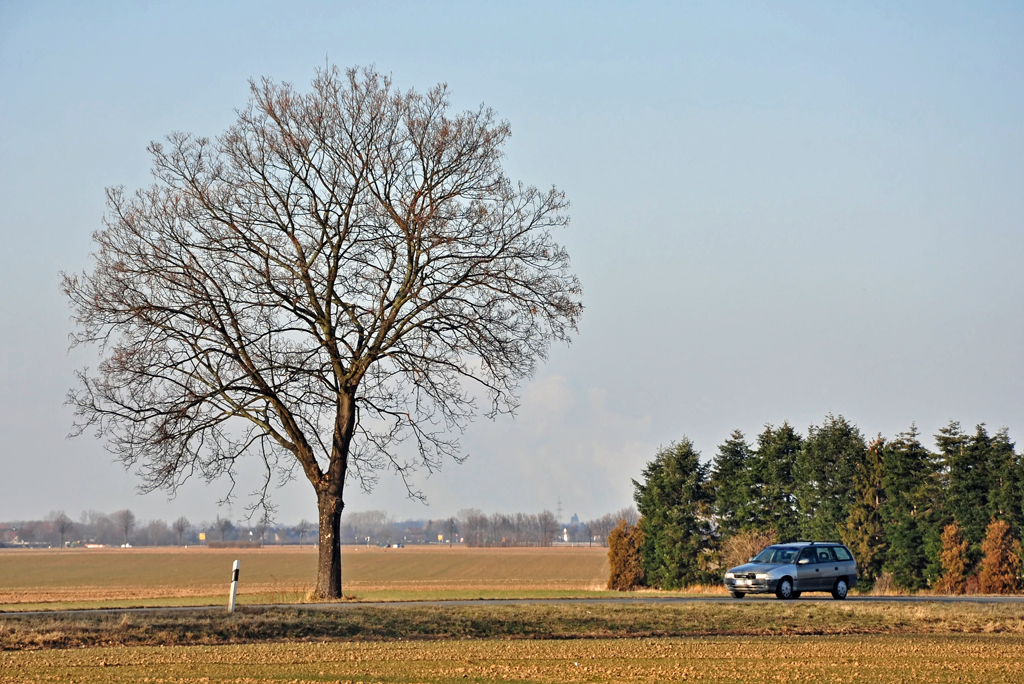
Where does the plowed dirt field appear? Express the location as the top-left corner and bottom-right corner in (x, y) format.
(0, 545), (611, 608)
(3, 634), (1023, 683)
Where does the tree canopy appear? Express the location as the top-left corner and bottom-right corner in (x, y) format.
(62, 65), (582, 597)
(634, 439), (715, 588)
(796, 414), (866, 543)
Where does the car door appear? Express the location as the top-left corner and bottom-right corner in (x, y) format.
(831, 545), (857, 583)
(816, 546), (839, 589)
(795, 547), (820, 591)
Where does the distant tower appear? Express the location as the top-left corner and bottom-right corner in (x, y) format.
(556, 497), (563, 524)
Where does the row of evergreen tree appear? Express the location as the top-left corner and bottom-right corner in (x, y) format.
(632, 415), (1023, 590)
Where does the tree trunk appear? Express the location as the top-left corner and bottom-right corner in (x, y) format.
(315, 490), (344, 598)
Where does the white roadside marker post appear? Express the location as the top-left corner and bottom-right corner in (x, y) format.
(228, 559), (240, 613)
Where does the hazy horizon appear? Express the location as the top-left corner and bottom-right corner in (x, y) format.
(2, 2), (1023, 525)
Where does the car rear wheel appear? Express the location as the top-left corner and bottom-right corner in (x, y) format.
(730, 591), (745, 599)
(791, 592), (802, 599)
(775, 577), (794, 600)
(831, 578), (849, 600)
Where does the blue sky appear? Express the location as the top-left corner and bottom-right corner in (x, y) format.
(1, 1), (1023, 525)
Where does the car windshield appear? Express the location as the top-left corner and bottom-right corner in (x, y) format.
(751, 545), (800, 564)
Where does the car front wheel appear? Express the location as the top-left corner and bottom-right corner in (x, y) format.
(730, 591), (745, 599)
(775, 578), (794, 600)
(831, 578), (849, 600)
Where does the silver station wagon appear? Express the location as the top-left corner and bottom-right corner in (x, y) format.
(723, 542), (858, 600)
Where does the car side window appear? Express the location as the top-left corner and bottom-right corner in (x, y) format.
(817, 547), (835, 563)
(798, 547), (817, 564)
(832, 546), (852, 561)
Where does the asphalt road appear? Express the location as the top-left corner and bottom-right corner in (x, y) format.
(5, 593), (1024, 618)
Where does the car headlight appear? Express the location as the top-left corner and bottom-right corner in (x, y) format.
(755, 573), (769, 580)
(724, 572), (734, 579)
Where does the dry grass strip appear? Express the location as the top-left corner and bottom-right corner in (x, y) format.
(3, 600), (1024, 651)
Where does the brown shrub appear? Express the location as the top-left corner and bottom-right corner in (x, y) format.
(720, 529), (778, 573)
(978, 519), (1022, 595)
(934, 521), (969, 595)
(607, 519), (645, 591)
(871, 571), (901, 596)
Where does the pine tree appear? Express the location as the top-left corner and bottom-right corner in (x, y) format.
(881, 426), (941, 590)
(978, 519), (1022, 595)
(987, 429), (1023, 537)
(938, 422), (992, 560)
(843, 436), (887, 582)
(749, 423), (803, 542)
(796, 414), (866, 542)
(710, 430), (754, 537)
(934, 521), (970, 595)
(633, 438), (714, 589)
(922, 521), (946, 588)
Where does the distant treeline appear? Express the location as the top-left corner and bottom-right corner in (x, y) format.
(1, 506), (636, 549)
(329, 508), (639, 547)
(625, 415), (1024, 592)
(455, 507), (638, 547)
(0, 510), (313, 548)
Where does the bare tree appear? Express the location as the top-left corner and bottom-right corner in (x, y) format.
(615, 506), (640, 527)
(84, 512), (116, 545)
(445, 516), (457, 546)
(514, 512), (533, 546)
(62, 65), (581, 598)
(49, 511), (74, 548)
(489, 513), (503, 546)
(143, 519), (171, 545)
(295, 519), (312, 547)
(113, 509), (136, 545)
(215, 518), (234, 542)
(720, 528), (777, 572)
(251, 508), (273, 546)
(458, 509), (487, 547)
(172, 516), (191, 546)
(18, 523), (37, 544)
(344, 510), (392, 544)
(538, 510), (558, 547)
(588, 513), (617, 547)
